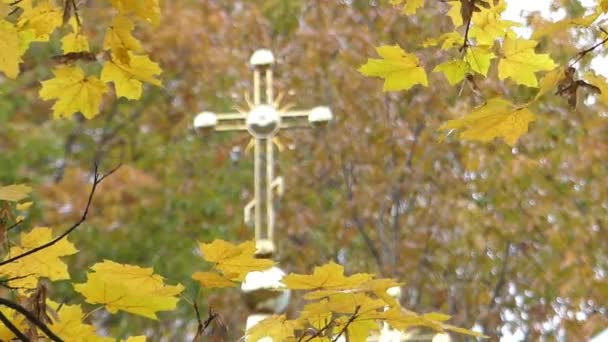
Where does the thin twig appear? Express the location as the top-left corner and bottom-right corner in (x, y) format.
(332, 305), (361, 342)
(0, 162), (120, 267)
(569, 28), (608, 67)
(0, 309), (29, 341)
(0, 298), (63, 341)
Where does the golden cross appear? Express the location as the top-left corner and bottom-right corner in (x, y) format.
(193, 49), (332, 256)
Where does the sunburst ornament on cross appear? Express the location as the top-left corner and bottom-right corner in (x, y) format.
(193, 49), (332, 257)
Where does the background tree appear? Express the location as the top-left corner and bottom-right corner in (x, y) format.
(1, 0), (607, 340)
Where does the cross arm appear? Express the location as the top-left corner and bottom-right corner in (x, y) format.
(193, 111), (248, 132)
(279, 106), (333, 130)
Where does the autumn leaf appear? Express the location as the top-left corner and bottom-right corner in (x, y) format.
(358, 45), (428, 91)
(470, 4), (517, 46)
(465, 46), (495, 77)
(198, 240), (273, 280)
(103, 16), (144, 64)
(16, 0), (62, 41)
(245, 314), (301, 342)
(0, 184), (32, 202)
(422, 32), (463, 50)
(74, 260), (184, 319)
(0, 227), (78, 289)
(531, 11), (600, 40)
(61, 32), (90, 54)
(389, 0), (424, 15)
(101, 52), (162, 100)
(498, 38), (556, 87)
(110, 0), (161, 25)
(0, 20), (27, 79)
(447, 1), (462, 27)
(48, 302), (113, 342)
(333, 316), (378, 342)
(39, 66), (107, 119)
(16, 201), (33, 211)
(123, 337), (147, 342)
(282, 262), (373, 291)
(438, 97), (536, 146)
(534, 67), (564, 101)
(191, 271), (237, 288)
(434, 60), (468, 85)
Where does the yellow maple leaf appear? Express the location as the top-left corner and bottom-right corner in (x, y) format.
(191, 271), (237, 288)
(16, 201), (33, 211)
(61, 32), (90, 53)
(0, 227), (78, 289)
(358, 45), (428, 91)
(101, 52), (162, 100)
(246, 314), (301, 342)
(123, 337), (147, 342)
(470, 5), (518, 46)
(601, 0), (608, 12)
(447, 1), (462, 27)
(0, 20), (27, 79)
(282, 262), (373, 291)
(16, 0), (62, 41)
(498, 38), (556, 87)
(333, 316), (378, 342)
(39, 66), (107, 119)
(434, 60), (468, 85)
(110, 0), (161, 25)
(389, 0), (424, 15)
(48, 302), (113, 342)
(534, 67), (564, 102)
(532, 11), (599, 39)
(74, 260), (184, 319)
(0, 184), (32, 202)
(422, 32), (463, 50)
(198, 240), (274, 281)
(438, 97), (536, 146)
(104, 16), (144, 64)
(465, 46), (495, 76)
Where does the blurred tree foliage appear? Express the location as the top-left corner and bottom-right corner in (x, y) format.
(1, 0), (607, 340)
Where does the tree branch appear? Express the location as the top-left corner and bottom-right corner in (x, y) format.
(0, 298), (62, 341)
(0, 309), (29, 341)
(0, 162), (120, 267)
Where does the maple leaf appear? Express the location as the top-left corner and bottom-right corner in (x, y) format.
(531, 11), (600, 40)
(282, 262), (373, 291)
(0, 227), (78, 289)
(358, 45), (428, 91)
(245, 314), (301, 342)
(447, 1), (462, 27)
(198, 240), (274, 281)
(469, 4), (517, 46)
(601, 0), (608, 12)
(0, 20), (27, 79)
(438, 97), (536, 146)
(61, 32), (90, 53)
(389, 0), (424, 15)
(39, 66), (107, 119)
(191, 271), (237, 288)
(0, 184), (32, 202)
(498, 38), (556, 87)
(110, 0), (161, 25)
(434, 60), (468, 85)
(104, 16), (144, 64)
(16, 0), (62, 41)
(422, 32), (463, 50)
(465, 46), (495, 76)
(74, 260), (184, 319)
(534, 67), (564, 102)
(123, 337), (147, 342)
(48, 302), (113, 342)
(333, 316), (378, 342)
(101, 52), (162, 100)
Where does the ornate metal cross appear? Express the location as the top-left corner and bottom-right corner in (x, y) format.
(193, 49), (332, 256)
